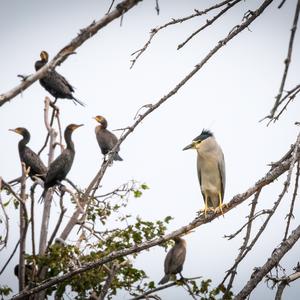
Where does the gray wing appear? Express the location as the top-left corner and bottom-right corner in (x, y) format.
(196, 158), (206, 201)
(218, 150), (226, 201)
(23, 147), (47, 176)
(164, 245), (186, 274)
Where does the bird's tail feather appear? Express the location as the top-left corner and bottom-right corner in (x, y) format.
(113, 153), (123, 161)
(158, 274), (170, 285)
(38, 188), (48, 203)
(72, 96), (85, 107)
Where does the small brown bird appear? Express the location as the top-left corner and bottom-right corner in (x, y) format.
(158, 237), (187, 285)
(34, 50), (85, 106)
(94, 115), (123, 161)
(9, 127), (47, 180)
(40, 124), (83, 200)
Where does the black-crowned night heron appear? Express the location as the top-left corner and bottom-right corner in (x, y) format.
(9, 127), (47, 180)
(158, 237), (187, 285)
(35, 51), (85, 106)
(94, 115), (123, 161)
(183, 129), (225, 216)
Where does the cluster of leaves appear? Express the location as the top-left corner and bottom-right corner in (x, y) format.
(21, 181), (174, 299)
(0, 285), (12, 299)
(189, 279), (233, 300)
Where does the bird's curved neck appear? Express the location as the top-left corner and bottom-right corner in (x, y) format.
(64, 130), (75, 152)
(100, 119), (108, 129)
(35, 60), (46, 71)
(18, 132), (30, 150)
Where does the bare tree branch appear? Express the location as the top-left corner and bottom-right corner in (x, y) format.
(177, 0), (242, 50)
(235, 224), (300, 300)
(130, 0), (238, 68)
(263, 0), (300, 123)
(0, 0), (143, 107)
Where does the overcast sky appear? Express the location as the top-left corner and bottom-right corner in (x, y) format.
(1, 0), (300, 299)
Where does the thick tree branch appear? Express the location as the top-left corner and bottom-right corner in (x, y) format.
(235, 224), (300, 300)
(0, 0), (143, 107)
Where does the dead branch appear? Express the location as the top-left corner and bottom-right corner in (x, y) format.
(130, 0), (237, 68)
(177, 0), (242, 50)
(0, 0), (143, 107)
(283, 160), (300, 240)
(235, 224), (300, 300)
(263, 0), (300, 123)
(0, 178), (9, 250)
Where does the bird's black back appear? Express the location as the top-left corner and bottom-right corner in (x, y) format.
(44, 148), (74, 189)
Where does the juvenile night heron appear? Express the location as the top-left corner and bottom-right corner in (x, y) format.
(35, 51), (85, 106)
(183, 129), (225, 216)
(9, 127), (47, 180)
(94, 115), (123, 161)
(158, 237), (187, 285)
(40, 124), (83, 200)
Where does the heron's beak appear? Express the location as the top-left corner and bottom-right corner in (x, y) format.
(182, 142), (195, 151)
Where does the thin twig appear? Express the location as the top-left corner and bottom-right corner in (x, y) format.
(283, 160), (300, 240)
(0, 178), (9, 250)
(263, 0), (300, 123)
(130, 0), (237, 68)
(177, 0), (242, 50)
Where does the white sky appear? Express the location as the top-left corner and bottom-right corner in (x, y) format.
(1, 0), (300, 299)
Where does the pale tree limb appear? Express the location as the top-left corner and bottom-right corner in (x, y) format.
(10, 135), (299, 299)
(60, 0), (274, 243)
(99, 263), (120, 300)
(38, 98), (57, 256)
(18, 163), (29, 292)
(0, 0), (144, 107)
(234, 224), (300, 300)
(263, 0), (300, 123)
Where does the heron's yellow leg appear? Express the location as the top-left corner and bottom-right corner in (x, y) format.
(204, 193), (208, 218)
(218, 192), (223, 215)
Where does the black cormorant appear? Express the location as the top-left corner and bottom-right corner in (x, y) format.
(94, 115), (123, 161)
(34, 51), (85, 106)
(9, 127), (47, 180)
(42, 124), (83, 198)
(158, 237), (187, 285)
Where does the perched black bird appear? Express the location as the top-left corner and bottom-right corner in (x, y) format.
(14, 264), (34, 287)
(34, 50), (85, 106)
(9, 127), (47, 180)
(94, 115), (123, 161)
(158, 237), (187, 285)
(41, 124), (83, 199)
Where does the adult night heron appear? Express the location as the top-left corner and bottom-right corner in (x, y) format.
(158, 237), (187, 285)
(183, 129), (225, 216)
